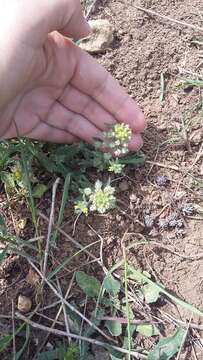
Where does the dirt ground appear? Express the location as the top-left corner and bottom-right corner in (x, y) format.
(0, 0), (203, 359)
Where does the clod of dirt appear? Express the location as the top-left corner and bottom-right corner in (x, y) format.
(79, 19), (114, 53)
(17, 295), (32, 313)
(190, 128), (203, 145)
(26, 268), (40, 286)
(119, 180), (129, 191)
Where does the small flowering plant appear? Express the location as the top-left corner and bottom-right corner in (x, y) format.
(93, 123), (132, 175)
(103, 123), (132, 157)
(74, 123), (133, 216)
(75, 180), (116, 216)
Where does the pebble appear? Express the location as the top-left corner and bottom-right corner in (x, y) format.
(17, 295), (32, 313)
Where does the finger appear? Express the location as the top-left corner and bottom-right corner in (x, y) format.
(26, 120), (79, 143)
(69, 43), (146, 133)
(129, 134), (143, 152)
(58, 0), (91, 39)
(59, 84), (116, 131)
(45, 101), (103, 143)
(16, 0), (90, 47)
(46, 101), (143, 151)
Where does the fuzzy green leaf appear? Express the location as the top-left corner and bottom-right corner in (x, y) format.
(136, 324), (159, 337)
(32, 184), (48, 198)
(143, 284), (160, 304)
(105, 320), (122, 337)
(147, 328), (185, 360)
(103, 274), (120, 296)
(76, 271), (101, 298)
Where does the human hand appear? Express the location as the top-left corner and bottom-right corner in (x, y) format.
(0, 0), (145, 150)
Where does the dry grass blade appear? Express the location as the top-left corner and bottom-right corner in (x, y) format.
(176, 315), (192, 359)
(28, 259), (116, 344)
(146, 160), (180, 172)
(37, 273), (75, 354)
(42, 178), (60, 278)
(56, 277), (72, 344)
(38, 211), (108, 274)
(15, 312), (147, 359)
(12, 300), (16, 360)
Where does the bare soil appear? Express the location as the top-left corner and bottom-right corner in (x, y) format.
(0, 0), (203, 359)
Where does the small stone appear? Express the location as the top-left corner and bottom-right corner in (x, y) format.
(116, 214), (122, 222)
(130, 193), (137, 202)
(119, 180), (129, 192)
(79, 19), (114, 53)
(17, 295), (32, 313)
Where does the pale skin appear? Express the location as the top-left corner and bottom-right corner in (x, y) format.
(0, 0), (146, 150)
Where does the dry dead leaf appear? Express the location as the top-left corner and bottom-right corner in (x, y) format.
(26, 268), (40, 286)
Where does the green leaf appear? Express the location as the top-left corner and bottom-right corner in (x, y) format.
(64, 344), (79, 360)
(76, 271), (101, 298)
(105, 320), (122, 336)
(0, 334), (13, 353)
(128, 266), (203, 318)
(80, 308), (104, 359)
(136, 324), (159, 337)
(147, 328), (185, 360)
(16, 324), (30, 360)
(32, 184), (48, 198)
(1, 171), (15, 189)
(120, 152), (145, 166)
(36, 347), (65, 360)
(143, 284), (160, 304)
(103, 274), (120, 297)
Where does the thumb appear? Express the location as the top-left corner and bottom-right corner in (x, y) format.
(58, 0), (91, 39)
(42, 0), (91, 40)
(11, 0), (91, 46)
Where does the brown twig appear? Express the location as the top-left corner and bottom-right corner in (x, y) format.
(146, 160), (180, 172)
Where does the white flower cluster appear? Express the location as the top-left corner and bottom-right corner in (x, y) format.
(108, 160), (125, 174)
(75, 180), (116, 215)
